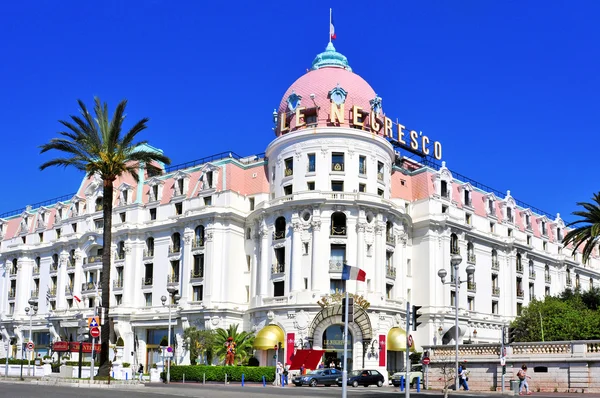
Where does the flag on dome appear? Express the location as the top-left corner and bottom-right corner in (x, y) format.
(342, 264), (366, 282)
(330, 8), (336, 40)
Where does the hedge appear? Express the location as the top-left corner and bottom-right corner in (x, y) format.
(65, 361), (98, 366)
(0, 358), (30, 365)
(166, 365), (276, 383)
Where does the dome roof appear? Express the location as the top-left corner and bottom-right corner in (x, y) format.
(276, 44), (382, 136)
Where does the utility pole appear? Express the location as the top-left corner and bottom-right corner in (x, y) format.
(501, 325), (506, 393)
(405, 301), (411, 398)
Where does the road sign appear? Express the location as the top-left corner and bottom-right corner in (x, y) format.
(422, 357), (430, 365)
(90, 327), (100, 338)
(26, 341), (35, 351)
(162, 347), (173, 358)
(500, 356), (506, 366)
(408, 334), (414, 348)
(167, 346), (173, 353)
(88, 316), (99, 328)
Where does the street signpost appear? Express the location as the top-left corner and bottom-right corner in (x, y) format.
(408, 335), (414, 348)
(422, 357), (430, 365)
(88, 317), (99, 328)
(90, 327), (100, 338)
(26, 341), (34, 351)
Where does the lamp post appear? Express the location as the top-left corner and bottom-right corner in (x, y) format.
(161, 286), (180, 384)
(437, 253), (475, 391)
(26, 298), (38, 377)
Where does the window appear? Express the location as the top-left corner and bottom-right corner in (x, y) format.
(246, 228), (251, 240)
(527, 235), (532, 245)
(283, 185), (293, 195)
(331, 152), (344, 171)
(386, 284), (393, 299)
(56, 228), (61, 239)
(525, 213), (531, 229)
(358, 183), (366, 193)
(517, 303), (523, 315)
(67, 299), (73, 309)
(274, 217), (286, 240)
(193, 285), (204, 302)
(145, 237), (154, 257)
(358, 156), (367, 175)
(450, 291), (456, 307)
(330, 244), (346, 269)
(467, 296), (474, 311)
(273, 281), (284, 297)
(117, 241), (125, 259)
(249, 198), (255, 211)
(488, 199), (495, 216)
(508, 228), (513, 237)
(545, 286), (550, 296)
(206, 171), (214, 188)
(175, 202), (183, 215)
(330, 279), (344, 293)
(529, 283), (535, 300)
(119, 212), (126, 223)
(149, 208), (157, 220)
(38, 232), (44, 243)
(177, 179), (184, 196)
(507, 207), (514, 223)
(450, 233), (459, 254)
(304, 278), (308, 290)
(307, 153), (316, 173)
(203, 196), (212, 206)
(170, 260), (180, 282)
(442, 205), (448, 214)
(88, 298), (95, 308)
(557, 227), (563, 241)
(542, 241), (547, 251)
(492, 301), (498, 314)
(490, 222), (495, 233)
(331, 181), (343, 192)
(246, 255), (251, 271)
(94, 218), (103, 230)
(307, 181), (315, 190)
(377, 188), (384, 197)
(115, 295), (122, 306)
(144, 263), (153, 285)
(284, 157), (293, 176)
(440, 180), (449, 198)
(95, 197), (103, 212)
(465, 213), (472, 225)
(144, 293), (152, 307)
(331, 212), (347, 236)
(9, 303), (14, 315)
(407, 259), (412, 276)
(464, 189), (472, 207)
(377, 161), (384, 181)
(274, 247), (285, 272)
(192, 255), (204, 278)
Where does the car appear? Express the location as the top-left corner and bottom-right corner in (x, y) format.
(292, 368), (341, 387)
(390, 365), (424, 388)
(336, 369), (385, 388)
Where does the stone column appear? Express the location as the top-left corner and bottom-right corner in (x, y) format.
(290, 221), (302, 292)
(250, 229), (259, 303)
(374, 223), (384, 295)
(259, 225), (270, 297)
(181, 228), (194, 305)
(356, 222), (366, 294)
(310, 220), (322, 292)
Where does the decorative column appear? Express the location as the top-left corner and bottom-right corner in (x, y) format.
(310, 220), (322, 292)
(290, 221), (302, 292)
(250, 226), (259, 303)
(259, 224), (270, 297)
(374, 223), (384, 295)
(181, 228), (194, 305)
(356, 222), (366, 294)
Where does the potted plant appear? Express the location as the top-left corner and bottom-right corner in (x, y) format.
(43, 355), (53, 364)
(61, 355), (70, 365)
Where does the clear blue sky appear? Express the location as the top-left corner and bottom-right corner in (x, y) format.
(1, 0), (598, 220)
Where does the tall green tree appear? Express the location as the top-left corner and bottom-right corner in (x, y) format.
(39, 98), (171, 376)
(184, 327), (216, 365)
(562, 192), (600, 264)
(213, 324), (255, 365)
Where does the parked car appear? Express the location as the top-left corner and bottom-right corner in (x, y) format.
(292, 368), (341, 387)
(336, 369), (385, 388)
(390, 364), (424, 388)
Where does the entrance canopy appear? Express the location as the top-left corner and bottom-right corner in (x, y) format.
(387, 327), (416, 352)
(289, 349), (325, 371)
(253, 325), (284, 350)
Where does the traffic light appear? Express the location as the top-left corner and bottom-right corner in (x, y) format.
(342, 297), (354, 323)
(412, 305), (423, 331)
(507, 326), (517, 344)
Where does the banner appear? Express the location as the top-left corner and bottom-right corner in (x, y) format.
(286, 333), (295, 365)
(379, 334), (386, 367)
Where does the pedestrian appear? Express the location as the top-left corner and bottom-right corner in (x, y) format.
(329, 360), (335, 368)
(283, 363), (290, 385)
(459, 364), (469, 391)
(137, 364), (144, 382)
(274, 362), (282, 386)
(300, 363), (306, 375)
(517, 364), (532, 395)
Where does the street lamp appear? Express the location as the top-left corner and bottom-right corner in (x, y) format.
(161, 286), (180, 384)
(21, 299), (38, 379)
(437, 253), (475, 391)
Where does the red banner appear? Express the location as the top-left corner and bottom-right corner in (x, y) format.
(379, 334), (386, 367)
(53, 341), (70, 352)
(286, 333), (295, 366)
(66, 342), (101, 353)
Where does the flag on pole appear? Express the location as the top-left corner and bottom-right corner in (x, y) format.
(46, 288), (51, 305)
(342, 264), (366, 281)
(74, 295), (81, 303)
(330, 8), (336, 40)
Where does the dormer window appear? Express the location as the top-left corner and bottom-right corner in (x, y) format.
(177, 179), (184, 195)
(541, 221), (547, 236)
(488, 199), (494, 216)
(557, 227), (563, 241)
(441, 180), (449, 199)
(506, 207), (513, 223)
(464, 189), (472, 207)
(207, 171), (213, 188)
(525, 214), (531, 229)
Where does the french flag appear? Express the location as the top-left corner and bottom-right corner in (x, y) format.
(330, 9), (336, 40)
(342, 264), (366, 282)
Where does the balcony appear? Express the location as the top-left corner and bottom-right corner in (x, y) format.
(115, 251), (125, 260)
(32, 266), (40, 276)
(30, 289), (39, 299)
(284, 168), (293, 177)
(545, 275), (551, 284)
(143, 249), (154, 258)
(386, 266), (396, 279)
(386, 234), (395, 245)
(529, 271), (537, 280)
(491, 259), (500, 271)
(65, 285), (74, 296)
(516, 289), (524, 299)
(84, 256), (102, 266)
(272, 263), (285, 274)
(66, 259), (76, 270)
(467, 253), (476, 264)
(450, 247), (461, 255)
(273, 231), (285, 240)
(516, 264), (524, 274)
(329, 260), (343, 272)
(167, 274), (180, 285)
(467, 281), (477, 293)
(81, 282), (96, 293)
(331, 226), (347, 236)
(331, 162), (344, 172)
(192, 237), (204, 249)
(377, 172), (384, 181)
(141, 277), (153, 288)
(492, 287), (500, 297)
(190, 268), (204, 281)
(8, 289), (16, 299)
(566, 278), (572, 287)
(113, 279), (124, 291)
(169, 245), (181, 255)
(48, 287), (57, 298)
(9, 267), (17, 277)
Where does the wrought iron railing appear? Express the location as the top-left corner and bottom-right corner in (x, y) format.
(386, 267), (396, 279)
(191, 268), (204, 279)
(492, 287), (500, 296)
(273, 231), (285, 240)
(192, 237), (204, 248)
(467, 282), (477, 292)
(167, 274), (180, 284)
(169, 245), (181, 254)
(113, 279), (124, 289)
(142, 277), (153, 287)
(329, 261), (343, 272)
(517, 289), (524, 298)
(331, 226), (347, 236)
(30, 289), (39, 299)
(272, 263), (285, 274)
(467, 253), (476, 264)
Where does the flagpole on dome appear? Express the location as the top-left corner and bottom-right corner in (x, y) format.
(329, 8), (332, 43)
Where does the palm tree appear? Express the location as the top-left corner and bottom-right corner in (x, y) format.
(213, 324), (255, 365)
(563, 192), (600, 265)
(39, 98), (171, 376)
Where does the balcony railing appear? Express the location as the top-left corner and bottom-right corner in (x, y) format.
(517, 289), (524, 299)
(492, 287), (500, 296)
(386, 234), (395, 245)
(467, 253), (476, 264)
(8, 289), (16, 299)
(516, 264), (524, 274)
(141, 277), (153, 287)
(32, 266), (40, 275)
(450, 246), (461, 255)
(9, 267), (17, 276)
(377, 172), (384, 181)
(566, 278), (572, 287)
(284, 168), (293, 177)
(67, 259), (76, 269)
(331, 226), (347, 236)
(273, 231), (285, 240)
(144, 249), (154, 258)
(529, 271), (537, 280)
(467, 282), (477, 292)
(192, 237), (204, 249)
(331, 162), (344, 172)
(191, 268), (204, 279)
(491, 259), (500, 271)
(84, 256), (102, 265)
(386, 266), (396, 279)
(167, 274), (180, 285)
(329, 260), (343, 272)
(115, 251), (125, 260)
(113, 279), (124, 289)
(81, 282), (97, 293)
(270, 262), (284, 274)
(65, 285), (73, 295)
(48, 287), (57, 297)
(31, 289), (39, 299)
(169, 245), (181, 254)
(545, 275), (551, 284)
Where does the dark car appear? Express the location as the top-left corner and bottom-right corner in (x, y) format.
(292, 368), (341, 387)
(336, 369), (385, 388)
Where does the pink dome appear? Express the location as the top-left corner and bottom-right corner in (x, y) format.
(276, 66), (381, 136)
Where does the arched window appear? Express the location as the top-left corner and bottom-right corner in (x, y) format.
(95, 197), (103, 212)
(117, 241), (125, 259)
(145, 237), (154, 257)
(274, 217), (286, 240)
(171, 232), (181, 253)
(566, 268), (572, 286)
(331, 212), (347, 236)
(450, 233), (459, 254)
(516, 253), (523, 272)
(194, 226), (205, 248)
(386, 221), (394, 244)
(491, 249), (498, 270)
(467, 242), (475, 263)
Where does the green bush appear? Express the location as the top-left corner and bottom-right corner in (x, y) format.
(168, 365), (275, 382)
(65, 361), (98, 366)
(247, 357), (259, 367)
(122, 362), (131, 368)
(116, 337), (125, 346)
(0, 358), (29, 365)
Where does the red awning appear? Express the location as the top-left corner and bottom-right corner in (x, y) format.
(289, 349), (325, 371)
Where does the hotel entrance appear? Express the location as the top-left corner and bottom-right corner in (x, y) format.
(145, 328), (168, 372)
(322, 325), (353, 371)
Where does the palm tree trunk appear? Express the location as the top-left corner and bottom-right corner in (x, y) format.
(97, 180), (114, 377)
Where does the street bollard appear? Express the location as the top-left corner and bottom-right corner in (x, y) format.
(400, 375), (405, 391)
(416, 376), (421, 392)
(183, 373), (185, 384)
(203, 373), (205, 384)
(126, 373), (128, 380)
(242, 374), (245, 386)
(262, 375), (266, 387)
(225, 373), (228, 385)
(281, 374), (284, 387)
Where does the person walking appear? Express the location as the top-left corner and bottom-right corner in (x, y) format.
(283, 363), (290, 385)
(137, 364), (144, 382)
(517, 364), (532, 395)
(459, 364), (469, 391)
(274, 362), (282, 386)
